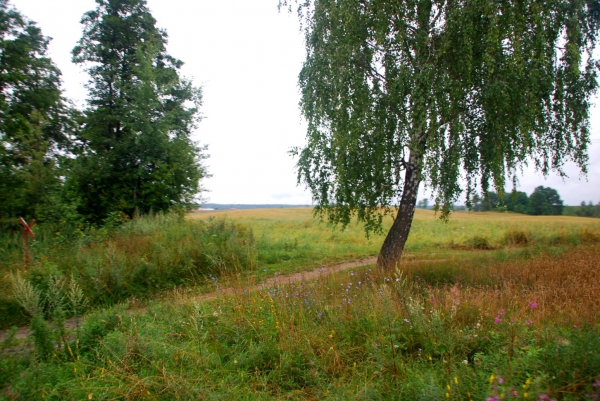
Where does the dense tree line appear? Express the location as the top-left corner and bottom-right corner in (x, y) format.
(0, 0), (207, 228)
(471, 186), (564, 215)
(418, 186), (600, 218)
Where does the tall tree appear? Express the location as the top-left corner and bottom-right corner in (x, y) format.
(527, 186), (563, 215)
(0, 0), (76, 225)
(72, 0), (207, 221)
(505, 190), (529, 214)
(283, 0), (600, 269)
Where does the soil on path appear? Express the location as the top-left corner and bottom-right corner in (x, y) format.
(1, 256), (442, 343)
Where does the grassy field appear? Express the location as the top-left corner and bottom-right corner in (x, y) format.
(190, 208), (600, 274)
(1, 209), (600, 399)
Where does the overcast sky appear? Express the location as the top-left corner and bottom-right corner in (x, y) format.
(11, 0), (600, 206)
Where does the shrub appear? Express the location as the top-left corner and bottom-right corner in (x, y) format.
(466, 235), (493, 250)
(502, 228), (529, 246)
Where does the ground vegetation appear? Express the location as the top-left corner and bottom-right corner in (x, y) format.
(1, 209), (599, 399)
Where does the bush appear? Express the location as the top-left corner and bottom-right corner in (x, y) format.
(466, 235), (493, 250)
(502, 228), (529, 246)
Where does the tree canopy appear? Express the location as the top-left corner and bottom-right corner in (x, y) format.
(71, 0), (207, 221)
(527, 185), (563, 215)
(0, 0), (77, 225)
(283, 0), (600, 269)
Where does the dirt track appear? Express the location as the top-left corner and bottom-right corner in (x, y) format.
(1, 256), (442, 343)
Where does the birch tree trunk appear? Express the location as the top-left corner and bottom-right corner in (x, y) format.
(376, 152), (422, 271)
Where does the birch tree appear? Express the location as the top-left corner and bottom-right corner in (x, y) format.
(283, 0), (600, 269)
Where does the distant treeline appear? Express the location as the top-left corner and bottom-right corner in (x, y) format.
(563, 202), (600, 218)
(417, 186), (600, 218)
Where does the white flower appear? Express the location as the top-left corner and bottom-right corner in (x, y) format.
(462, 360), (468, 365)
(213, 311), (219, 317)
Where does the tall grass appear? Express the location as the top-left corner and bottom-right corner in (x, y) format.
(0, 213), (256, 328)
(1, 246), (598, 399)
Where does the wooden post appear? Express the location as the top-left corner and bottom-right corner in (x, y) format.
(19, 218), (35, 268)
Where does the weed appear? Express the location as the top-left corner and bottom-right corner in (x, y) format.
(9, 272), (41, 316)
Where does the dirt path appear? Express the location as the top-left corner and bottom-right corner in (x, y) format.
(189, 257), (379, 303)
(1, 256), (442, 343)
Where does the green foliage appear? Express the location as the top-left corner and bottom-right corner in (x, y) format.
(71, 0), (208, 222)
(0, 1), (79, 225)
(506, 191), (529, 214)
(284, 0), (599, 243)
(471, 192), (501, 212)
(527, 186), (564, 215)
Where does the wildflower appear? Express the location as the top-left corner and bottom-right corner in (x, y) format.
(446, 393), (450, 398)
(495, 316), (502, 324)
(526, 319), (533, 326)
(447, 385), (451, 391)
(454, 377), (459, 384)
(498, 309), (505, 315)
(489, 375), (495, 383)
(498, 377), (504, 384)
(462, 360), (468, 365)
(528, 301), (538, 309)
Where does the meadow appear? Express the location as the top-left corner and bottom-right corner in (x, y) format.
(1, 208), (599, 400)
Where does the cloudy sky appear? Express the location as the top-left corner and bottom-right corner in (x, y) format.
(11, 0), (600, 206)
